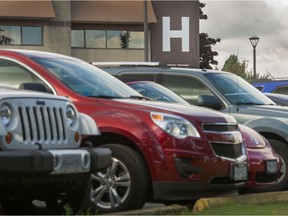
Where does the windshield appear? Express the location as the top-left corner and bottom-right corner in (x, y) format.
(33, 57), (142, 98)
(204, 73), (275, 105)
(128, 81), (190, 105)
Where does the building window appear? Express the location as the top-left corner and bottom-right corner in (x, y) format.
(0, 26), (42, 46)
(22, 27), (42, 45)
(86, 30), (106, 48)
(71, 30), (84, 48)
(129, 32), (144, 48)
(71, 29), (144, 49)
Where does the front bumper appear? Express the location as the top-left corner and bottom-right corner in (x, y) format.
(0, 147), (112, 176)
(245, 148), (280, 188)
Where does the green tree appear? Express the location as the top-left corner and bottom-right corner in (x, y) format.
(199, 2), (221, 69)
(222, 54), (248, 79)
(0, 28), (12, 45)
(222, 54), (273, 82)
(120, 32), (131, 49)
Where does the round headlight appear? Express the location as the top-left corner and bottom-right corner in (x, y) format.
(66, 105), (76, 126)
(1, 104), (12, 126)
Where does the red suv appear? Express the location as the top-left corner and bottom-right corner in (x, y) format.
(0, 49), (250, 213)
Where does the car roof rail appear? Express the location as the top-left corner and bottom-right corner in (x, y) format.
(91, 62), (160, 67)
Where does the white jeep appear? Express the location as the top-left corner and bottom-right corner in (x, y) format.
(0, 87), (111, 214)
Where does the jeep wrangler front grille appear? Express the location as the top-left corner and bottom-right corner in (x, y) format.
(19, 106), (66, 143)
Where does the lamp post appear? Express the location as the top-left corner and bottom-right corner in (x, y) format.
(249, 36), (259, 80)
(144, 0), (148, 62)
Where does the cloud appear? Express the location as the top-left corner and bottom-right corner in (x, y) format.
(200, 0), (288, 78)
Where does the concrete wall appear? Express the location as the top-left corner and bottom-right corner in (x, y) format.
(45, 1), (71, 55)
(72, 49), (146, 63)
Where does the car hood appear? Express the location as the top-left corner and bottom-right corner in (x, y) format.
(117, 99), (237, 123)
(235, 104), (288, 119)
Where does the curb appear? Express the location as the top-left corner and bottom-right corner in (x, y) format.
(104, 204), (188, 215)
(193, 191), (288, 213)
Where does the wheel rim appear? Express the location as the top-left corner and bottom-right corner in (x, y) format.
(90, 157), (131, 210)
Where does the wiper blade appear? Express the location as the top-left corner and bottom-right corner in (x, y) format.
(129, 95), (152, 100)
(87, 95), (122, 99)
(235, 102), (263, 105)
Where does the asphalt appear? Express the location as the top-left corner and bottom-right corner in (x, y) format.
(105, 191), (288, 215)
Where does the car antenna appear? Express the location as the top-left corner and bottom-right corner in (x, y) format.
(236, 76), (239, 112)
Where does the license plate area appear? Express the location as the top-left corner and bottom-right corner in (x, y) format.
(230, 163), (248, 181)
(49, 150), (91, 174)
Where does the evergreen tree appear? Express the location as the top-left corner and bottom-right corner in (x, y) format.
(0, 28), (12, 45)
(199, 2), (220, 69)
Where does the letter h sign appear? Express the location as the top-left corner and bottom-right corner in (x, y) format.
(162, 17), (190, 52)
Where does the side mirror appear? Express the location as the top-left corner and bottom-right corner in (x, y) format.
(19, 82), (48, 93)
(197, 95), (223, 110)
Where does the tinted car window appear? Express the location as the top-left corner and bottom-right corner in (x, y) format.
(273, 86), (288, 94)
(163, 75), (213, 105)
(254, 86), (264, 91)
(120, 74), (156, 83)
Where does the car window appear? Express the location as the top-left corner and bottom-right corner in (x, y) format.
(0, 59), (44, 89)
(34, 58), (142, 98)
(254, 86), (264, 91)
(119, 74), (156, 83)
(205, 73), (274, 105)
(163, 75), (213, 105)
(273, 85), (288, 94)
(128, 82), (190, 105)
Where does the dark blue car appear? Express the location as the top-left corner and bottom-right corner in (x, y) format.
(252, 80), (288, 94)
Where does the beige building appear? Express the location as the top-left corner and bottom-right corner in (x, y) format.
(0, 0), (199, 67)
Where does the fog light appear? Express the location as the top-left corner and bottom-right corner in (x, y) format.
(266, 160), (278, 174)
(82, 153), (90, 169)
(5, 132), (12, 144)
(54, 154), (60, 170)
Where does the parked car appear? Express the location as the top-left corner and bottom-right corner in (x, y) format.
(252, 80), (288, 94)
(0, 85), (112, 214)
(0, 49), (250, 213)
(127, 81), (281, 192)
(96, 62), (288, 192)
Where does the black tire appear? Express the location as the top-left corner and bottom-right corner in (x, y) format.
(90, 144), (150, 214)
(250, 139), (288, 193)
(0, 180), (92, 215)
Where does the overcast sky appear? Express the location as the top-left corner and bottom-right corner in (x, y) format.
(200, 0), (288, 78)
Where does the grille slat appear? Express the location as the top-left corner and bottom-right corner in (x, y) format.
(19, 106), (66, 144)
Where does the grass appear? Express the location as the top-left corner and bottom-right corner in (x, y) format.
(183, 201), (288, 215)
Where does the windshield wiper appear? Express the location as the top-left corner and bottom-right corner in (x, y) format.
(234, 102), (264, 105)
(87, 95), (122, 99)
(128, 95), (152, 100)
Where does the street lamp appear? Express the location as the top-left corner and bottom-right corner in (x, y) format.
(249, 36), (260, 80)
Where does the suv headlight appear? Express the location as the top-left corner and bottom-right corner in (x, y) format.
(0, 103), (12, 127)
(66, 104), (77, 126)
(150, 112), (200, 139)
